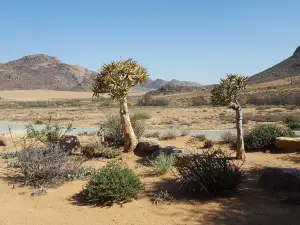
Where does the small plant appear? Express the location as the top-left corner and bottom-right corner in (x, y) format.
(192, 95), (207, 106)
(144, 132), (160, 138)
(101, 148), (122, 159)
(0, 152), (17, 159)
(160, 130), (177, 140)
(35, 120), (43, 125)
(175, 149), (244, 196)
(62, 167), (100, 181)
(81, 145), (97, 158)
(192, 134), (207, 141)
(100, 114), (145, 146)
(221, 131), (237, 144)
(287, 122), (300, 130)
(203, 139), (214, 148)
(83, 162), (144, 206)
(150, 153), (176, 175)
(244, 124), (295, 152)
(152, 190), (175, 205)
(180, 130), (189, 136)
(131, 111), (152, 120)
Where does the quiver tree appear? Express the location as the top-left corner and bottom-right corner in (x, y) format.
(211, 74), (248, 159)
(92, 58), (149, 152)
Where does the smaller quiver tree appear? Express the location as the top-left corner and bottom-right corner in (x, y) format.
(92, 58), (149, 152)
(211, 74), (248, 159)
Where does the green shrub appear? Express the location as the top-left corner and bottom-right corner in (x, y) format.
(175, 149), (244, 196)
(25, 117), (72, 144)
(101, 148), (122, 159)
(180, 130), (189, 136)
(287, 122), (300, 130)
(83, 162), (144, 206)
(0, 152), (17, 159)
(285, 115), (300, 124)
(244, 124), (295, 152)
(100, 114), (145, 146)
(137, 95), (169, 106)
(150, 153), (176, 175)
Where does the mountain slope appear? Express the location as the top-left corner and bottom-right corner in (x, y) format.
(0, 54), (97, 91)
(249, 46), (300, 83)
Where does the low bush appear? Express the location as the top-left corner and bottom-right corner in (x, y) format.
(0, 152), (17, 159)
(192, 134), (207, 141)
(137, 95), (169, 106)
(160, 130), (177, 140)
(144, 132), (160, 138)
(152, 190), (175, 205)
(83, 162), (144, 206)
(17, 145), (79, 187)
(203, 139), (214, 148)
(150, 153), (176, 175)
(244, 124), (295, 152)
(180, 130), (189, 136)
(131, 111), (151, 120)
(99, 114), (145, 146)
(101, 148), (122, 159)
(221, 131), (237, 144)
(175, 149), (244, 196)
(287, 122), (300, 130)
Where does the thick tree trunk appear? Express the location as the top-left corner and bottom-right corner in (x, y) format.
(229, 101), (246, 159)
(120, 98), (138, 152)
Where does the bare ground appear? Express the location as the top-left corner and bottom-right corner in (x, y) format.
(1, 137), (300, 225)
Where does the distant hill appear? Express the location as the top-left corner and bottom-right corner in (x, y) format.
(0, 54), (97, 91)
(0, 54), (203, 92)
(146, 84), (206, 95)
(249, 46), (300, 83)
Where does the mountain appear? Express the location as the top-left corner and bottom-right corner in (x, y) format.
(0, 54), (96, 91)
(166, 79), (202, 87)
(0, 54), (202, 92)
(249, 46), (300, 83)
(144, 79), (169, 89)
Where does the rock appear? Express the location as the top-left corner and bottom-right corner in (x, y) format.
(151, 146), (191, 158)
(134, 138), (163, 157)
(0, 136), (8, 146)
(275, 137), (300, 152)
(58, 135), (81, 154)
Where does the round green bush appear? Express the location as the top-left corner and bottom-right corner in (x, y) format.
(244, 124), (295, 152)
(84, 162), (144, 205)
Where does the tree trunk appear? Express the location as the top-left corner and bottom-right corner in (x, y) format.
(120, 98), (138, 152)
(229, 101), (246, 159)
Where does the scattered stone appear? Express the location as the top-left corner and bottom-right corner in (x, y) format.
(58, 135), (81, 154)
(0, 136), (8, 146)
(134, 138), (163, 157)
(275, 137), (300, 152)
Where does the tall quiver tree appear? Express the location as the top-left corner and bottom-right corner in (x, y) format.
(211, 74), (248, 159)
(92, 58), (149, 152)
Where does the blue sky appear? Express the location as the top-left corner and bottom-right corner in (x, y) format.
(1, 0), (299, 84)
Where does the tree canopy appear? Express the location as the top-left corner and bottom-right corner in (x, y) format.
(92, 58), (149, 100)
(211, 74), (248, 106)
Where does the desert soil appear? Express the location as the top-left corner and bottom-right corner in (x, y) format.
(0, 137), (300, 225)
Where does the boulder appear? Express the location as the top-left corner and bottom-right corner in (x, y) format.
(134, 138), (163, 157)
(151, 146), (191, 158)
(275, 137), (300, 152)
(0, 136), (8, 146)
(58, 135), (81, 154)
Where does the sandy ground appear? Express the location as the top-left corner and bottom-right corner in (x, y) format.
(0, 137), (300, 225)
(0, 90), (145, 101)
